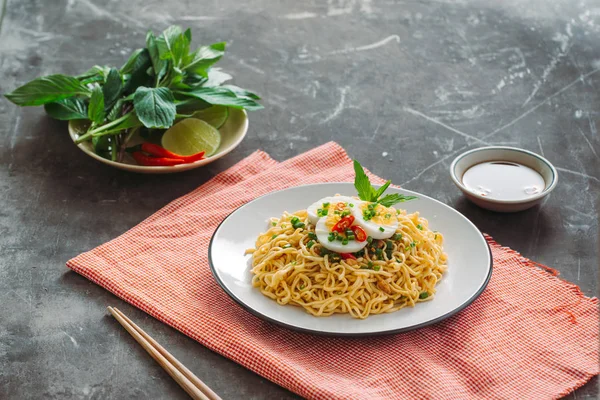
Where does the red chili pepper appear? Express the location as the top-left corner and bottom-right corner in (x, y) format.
(331, 215), (355, 233)
(141, 143), (205, 163)
(340, 253), (356, 260)
(132, 152), (187, 166)
(334, 202), (346, 211)
(350, 225), (367, 242)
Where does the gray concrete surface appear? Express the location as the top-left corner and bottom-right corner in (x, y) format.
(0, 0), (598, 398)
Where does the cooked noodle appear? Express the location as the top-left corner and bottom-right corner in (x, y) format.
(247, 209), (448, 319)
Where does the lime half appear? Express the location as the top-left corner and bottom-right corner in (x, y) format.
(191, 106), (229, 129)
(161, 118), (221, 157)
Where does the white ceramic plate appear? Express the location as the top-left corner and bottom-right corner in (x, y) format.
(209, 183), (492, 336)
(68, 108), (248, 174)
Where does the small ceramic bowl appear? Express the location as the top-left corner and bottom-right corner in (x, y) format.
(450, 146), (558, 212)
(68, 108), (248, 174)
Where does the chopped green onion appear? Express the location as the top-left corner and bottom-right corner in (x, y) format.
(271, 234), (278, 239)
(373, 265), (381, 271)
(416, 224), (423, 230)
(291, 216), (299, 223)
(299, 284), (305, 289)
(307, 240), (315, 249)
(334, 210), (341, 215)
(281, 224), (286, 228)
(385, 213), (391, 218)
(272, 222), (276, 226)
(360, 266), (369, 269)
(283, 244), (291, 248)
(291, 261), (297, 265)
(396, 209), (401, 214)
(342, 238), (349, 245)
(419, 292), (429, 299)
(341, 210), (351, 217)
(367, 261), (374, 269)
(379, 227), (385, 232)
(367, 236), (373, 244)
(336, 291), (343, 295)
(323, 202), (330, 207)
(347, 234), (356, 240)
(328, 233), (336, 242)
(293, 222), (305, 229)
(392, 233), (402, 241)
(308, 232), (318, 240)
(385, 240), (393, 248)
(405, 246), (410, 251)
(349, 203), (354, 207)
(336, 235), (343, 241)
(410, 241), (416, 247)
(375, 248), (383, 257)
(434, 234), (438, 239)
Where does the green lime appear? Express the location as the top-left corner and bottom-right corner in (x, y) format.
(161, 118), (221, 157)
(191, 105), (229, 129)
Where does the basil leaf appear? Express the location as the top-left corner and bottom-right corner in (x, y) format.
(353, 160), (376, 201)
(184, 42), (225, 75)
(44, 98), (88, 120)
(221, 84), (260, 100)
(107, 99), (125, 121)
(378, 194), (418, 207)
(77, 65), (111, 80)
(133, 87), (176, 128)
(4, 74), (91, 106)
(156, 25), (183, 61)
(88, 86), (105, 124)
(201, 68), (231, 87)
(120, 49), (144, 74)
(102, 68), (123, 110)
(146, 32), (168, 83)
(122, 48), (152, 95)
(374, 180), (391, 200)
(184, 28), (192, 43)
(177, 87), (263, 110)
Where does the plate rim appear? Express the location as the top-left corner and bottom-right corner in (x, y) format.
(208, 183), (494, 336)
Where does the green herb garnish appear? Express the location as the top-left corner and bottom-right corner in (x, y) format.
(378, 226), (385, 232)
(4, 25), (263, 164)
(419, 292), (429, 299)
(307, 240), (315, 249)
(416, 224), (423, 230)
(353, 160), (417, 206)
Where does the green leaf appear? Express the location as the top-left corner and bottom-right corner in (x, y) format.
(156, 25), (183, 61)
(4, 74), (91, 106)
(184, 42), (225, 75)
(77, 65), (111, 80)
(353, 160), (376, 201)
(177, 87), (263, 110)
(88, 86), (105, 124)
(377, 193), (418, 207)
(107, 99), (125, 121)
(123, 48), (152, 94)
(374, 180), (391, 200)
(102, 68), (123, 110)
(120, 49), (144, 74)
(171, 32), (190, 68)
(221, 84), (260, 100)
(133, 87), (176, 128)
(43, 98), (88, 120)
(146, 31), (168, 83)
(201, 68), (231, 87)
(183, 28), (192, 43)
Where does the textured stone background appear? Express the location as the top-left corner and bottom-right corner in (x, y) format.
(0, 0), (598, 398)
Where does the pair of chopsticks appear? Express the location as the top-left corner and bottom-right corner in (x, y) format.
(107, 307), (222, 400)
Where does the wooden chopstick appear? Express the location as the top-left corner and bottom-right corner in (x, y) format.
(107, 306), (222, 400)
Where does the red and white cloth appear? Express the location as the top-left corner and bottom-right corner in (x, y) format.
(67, 142), (598, 399)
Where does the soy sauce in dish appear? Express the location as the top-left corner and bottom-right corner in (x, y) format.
(462, 161), (546, 201)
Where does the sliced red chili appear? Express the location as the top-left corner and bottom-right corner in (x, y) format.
(141, 143), (205, 163)
(132, 152), (186, 166)
(340, 253), (356, 260)
(334, 202), (346, 211)
(350, 225), (367, 242)
(331, 215), (355, 233)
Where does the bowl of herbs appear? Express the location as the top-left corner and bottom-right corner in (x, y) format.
(4, 26), (262, 173)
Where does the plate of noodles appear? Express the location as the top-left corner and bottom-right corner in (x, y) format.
(208, 161), (492, 336)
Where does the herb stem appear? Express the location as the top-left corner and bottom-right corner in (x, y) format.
(75, 112), (133, 143)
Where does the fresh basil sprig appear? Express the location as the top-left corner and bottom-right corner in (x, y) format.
(3, 25), (262, 162)
(353, 160), (417, 205)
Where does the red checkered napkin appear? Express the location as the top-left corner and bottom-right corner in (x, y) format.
(67, 142), (598, 400)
